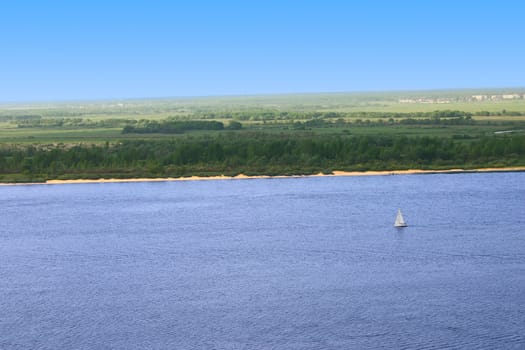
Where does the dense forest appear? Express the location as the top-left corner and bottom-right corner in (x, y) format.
(1, 134), (524, 182)
(122, 120), (229, 134)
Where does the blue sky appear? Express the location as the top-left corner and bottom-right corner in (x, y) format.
(1, 1), (524, 102)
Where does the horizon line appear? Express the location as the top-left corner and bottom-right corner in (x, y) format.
(1, 86), (525, 105)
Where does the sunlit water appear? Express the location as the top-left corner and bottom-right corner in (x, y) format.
(1, 173), (524, 349)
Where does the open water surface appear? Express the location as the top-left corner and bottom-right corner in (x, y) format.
(1, 172), (524, 349)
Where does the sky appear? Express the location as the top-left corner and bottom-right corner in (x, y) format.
(1, 0), (524, 102)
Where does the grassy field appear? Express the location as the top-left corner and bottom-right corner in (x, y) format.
(2, 89), (524, 119)
(1, 90), (525, 182)
(0, 123), (523, 145)
(0, 89), (524, 145)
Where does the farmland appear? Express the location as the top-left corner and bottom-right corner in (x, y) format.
(1, 89), (525, 182)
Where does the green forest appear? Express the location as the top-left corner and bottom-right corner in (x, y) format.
(1, 133), (524, 182)
(1, 91), (525, 182)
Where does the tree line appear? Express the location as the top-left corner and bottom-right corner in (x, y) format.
(1, 134), (524, 182)
(122, 120), (228, 134)
(190, 109), (525, 121)
(6, 109), (524, 131)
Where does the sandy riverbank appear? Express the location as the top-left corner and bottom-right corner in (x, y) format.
(1, 166), (525, 186)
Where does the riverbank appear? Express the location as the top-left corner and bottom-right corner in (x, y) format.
(1, 166), (525, 186)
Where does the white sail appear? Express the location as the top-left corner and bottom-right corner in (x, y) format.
(394, 209), (407, 227)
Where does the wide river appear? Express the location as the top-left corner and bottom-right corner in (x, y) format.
(1, 173), (524, 349)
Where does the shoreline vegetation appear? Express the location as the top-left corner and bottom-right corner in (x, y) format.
(2, 133), (524, 184)
(2, 91), (525, 186)
(1, 166), (524, 186)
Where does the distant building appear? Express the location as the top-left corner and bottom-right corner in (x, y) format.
(471, 95), (487, 101)
(502, 94), (521, 100)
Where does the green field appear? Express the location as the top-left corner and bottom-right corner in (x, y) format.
(1, 122), (523, 144)
(1, 89), (525, 143)
(1, 89), (525, 182)
(2, 89), (525, 120)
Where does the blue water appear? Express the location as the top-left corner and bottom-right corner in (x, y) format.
(1, 173), (524, 349)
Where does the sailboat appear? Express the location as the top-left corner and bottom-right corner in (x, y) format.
(394, 209), (407, 227)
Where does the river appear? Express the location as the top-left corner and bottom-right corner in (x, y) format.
(1, 172), (524, 349)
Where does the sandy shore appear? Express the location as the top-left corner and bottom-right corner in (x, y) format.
(1, 166), (524, 186)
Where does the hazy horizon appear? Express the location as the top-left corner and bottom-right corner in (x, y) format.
(0, 87), (524, 106)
